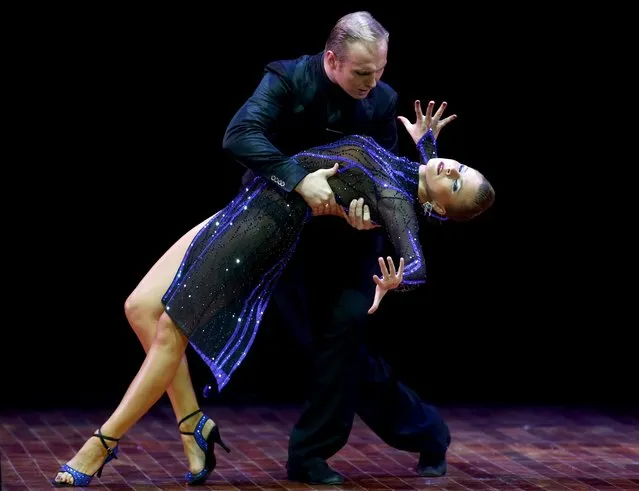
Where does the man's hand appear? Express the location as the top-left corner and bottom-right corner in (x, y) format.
(397, 100), (456, 144)
(368, 256), (405, 314)
(295, 166), (380, 229)
(316, 197), (381, 229)
(344, 198), (380, 230)
(294, 163), (341, 216)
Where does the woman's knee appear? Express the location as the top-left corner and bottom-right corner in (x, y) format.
(152, 312), (187, 352)
(124, 289), (162, 331)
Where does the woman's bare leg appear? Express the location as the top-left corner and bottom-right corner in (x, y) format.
(54, 312), (192, 485)
(122, 213), (219, 472)
(124, 217), (209, 411)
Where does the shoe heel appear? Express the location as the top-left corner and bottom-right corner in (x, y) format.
(96, 435), (119, 478)
(211, 426), (231, 453)
(179, 409), (230, 485)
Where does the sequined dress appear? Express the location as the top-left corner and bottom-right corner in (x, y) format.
(161, 130), (438, 391)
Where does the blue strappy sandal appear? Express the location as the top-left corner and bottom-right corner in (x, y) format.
(52, 428), (120, 487)
(178, 408), (231, 485)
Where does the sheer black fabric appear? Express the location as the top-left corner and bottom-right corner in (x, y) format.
(162, 130), (438, 391)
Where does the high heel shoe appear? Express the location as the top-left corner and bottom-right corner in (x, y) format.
(52, 428), (120, 487)
(178, 408), (231, 485)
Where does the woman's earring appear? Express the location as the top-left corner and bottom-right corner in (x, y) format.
(422, 201), (433, 217)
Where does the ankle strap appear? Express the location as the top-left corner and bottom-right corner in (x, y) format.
(92, 428), (120, 457)
(177, 408), (202, 428)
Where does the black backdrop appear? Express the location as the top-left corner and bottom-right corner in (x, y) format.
(5, 4), (632, 412)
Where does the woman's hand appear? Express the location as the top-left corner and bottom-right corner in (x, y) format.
(397, 100), (456, 143)
(368, 256), (405, 314)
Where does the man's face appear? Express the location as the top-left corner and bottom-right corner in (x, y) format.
(329, 40), (387, 99)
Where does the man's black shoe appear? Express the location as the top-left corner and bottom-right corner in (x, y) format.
(287, 460), (345, 485)
(416, 454), (447, 477)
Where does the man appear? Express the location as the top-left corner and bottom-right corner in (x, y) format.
(223, 11), (450, 485)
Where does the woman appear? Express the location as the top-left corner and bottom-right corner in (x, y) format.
(52, 100), (494, 487)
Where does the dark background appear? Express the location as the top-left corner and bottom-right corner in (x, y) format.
(5, 5), (631, 412)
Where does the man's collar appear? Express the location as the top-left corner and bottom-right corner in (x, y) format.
(311, 51), (354, 103)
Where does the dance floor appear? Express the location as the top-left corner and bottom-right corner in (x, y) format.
(1, 403), (638, 490)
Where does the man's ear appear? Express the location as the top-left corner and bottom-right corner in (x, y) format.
(325, 50), (338, 69)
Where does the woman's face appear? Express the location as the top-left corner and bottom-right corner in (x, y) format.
(420, 158), (483, 214)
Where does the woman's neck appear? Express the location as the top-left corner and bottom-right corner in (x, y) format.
(417, 173), (430, 205)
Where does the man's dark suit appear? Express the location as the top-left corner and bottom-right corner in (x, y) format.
(223, 51), (450, 477)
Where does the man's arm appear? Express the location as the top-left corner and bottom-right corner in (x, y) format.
(222, 70), (308, 194)
(223, 68), (342, 215)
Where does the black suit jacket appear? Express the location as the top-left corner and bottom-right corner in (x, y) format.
(222, 51), (399, 194)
